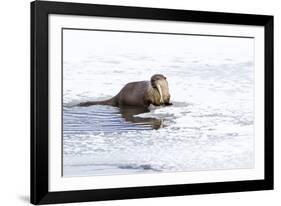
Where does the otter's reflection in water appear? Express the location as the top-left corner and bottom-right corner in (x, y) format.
(119, 106), (163, 130)
(63, 105), (163, 135)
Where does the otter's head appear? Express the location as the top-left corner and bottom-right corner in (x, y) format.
(150, 74), (171, 105)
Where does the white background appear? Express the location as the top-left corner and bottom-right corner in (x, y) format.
(0, 0), (278, 205)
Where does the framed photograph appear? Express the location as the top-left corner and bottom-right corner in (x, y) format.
(31, 0), (274, 204)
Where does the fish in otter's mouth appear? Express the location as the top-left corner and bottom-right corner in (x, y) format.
(156, 84), (164, 104)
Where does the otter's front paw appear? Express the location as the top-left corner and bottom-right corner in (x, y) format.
(165, 102), (173, 106)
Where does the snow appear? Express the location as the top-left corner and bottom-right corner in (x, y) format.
(63, 29), (254, 177)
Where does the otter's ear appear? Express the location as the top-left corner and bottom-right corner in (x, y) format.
(164, 77), (167, 79)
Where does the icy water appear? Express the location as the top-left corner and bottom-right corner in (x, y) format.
(63, 30), (254, 177)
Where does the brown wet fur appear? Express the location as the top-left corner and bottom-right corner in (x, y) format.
(78, 74), (172, 108)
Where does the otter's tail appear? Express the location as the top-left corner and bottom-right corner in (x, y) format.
(78, 97), (117, 107)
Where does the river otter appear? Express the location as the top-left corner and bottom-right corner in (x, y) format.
(78, 74), (172, 108)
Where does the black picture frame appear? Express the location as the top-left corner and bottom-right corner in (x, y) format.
(31, 0), (274, 205)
